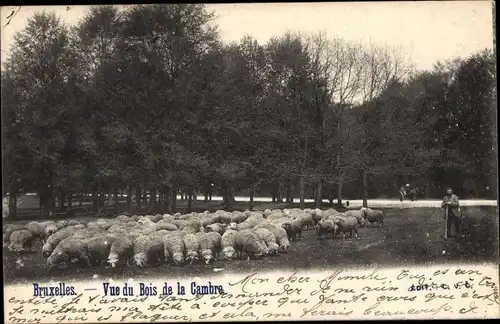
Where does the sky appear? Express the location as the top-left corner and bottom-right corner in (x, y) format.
(0, 2), (495, 71)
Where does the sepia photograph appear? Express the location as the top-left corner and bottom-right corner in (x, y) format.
(1, 3), (498, 318)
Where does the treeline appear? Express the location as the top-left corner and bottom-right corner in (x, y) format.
(2, 5), (496, 217)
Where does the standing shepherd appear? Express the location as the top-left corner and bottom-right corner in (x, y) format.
(399, 185), (407, 202)
(408, 186), (418, 202)
(441, 188), (462, 238)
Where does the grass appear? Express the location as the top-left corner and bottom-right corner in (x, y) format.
(3, 206), (498, 284)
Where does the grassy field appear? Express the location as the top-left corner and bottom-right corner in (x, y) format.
(3, 205), (498, 284)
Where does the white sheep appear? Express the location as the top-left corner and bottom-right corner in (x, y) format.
(205, 223), (227, 235)
(55, 220), (69, 230)
(47, 237), (91, 269)
(85, 235), (117, 267)
(316, 219), (338, 240)
(155, 221), (179, 232)
(235, 230), (266, 260)
(183, 233), (201, 264)
(252, 228), (279, 256)
(361, 208), (384, 227)
(108, 235), (135, 267)
(8, 230), (35, 253)
(24, 221), (46, 242)
(163, 232), (186, 266)
(342, 210), (366, 228)
(333, 215), (361, 239)
(42, 227), (76, 257)
(282, 218), (304, 242)
(221, 229), (239, 260)
(133, 234), (165, 267)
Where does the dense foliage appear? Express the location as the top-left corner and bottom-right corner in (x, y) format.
(2, 5), (496, 217)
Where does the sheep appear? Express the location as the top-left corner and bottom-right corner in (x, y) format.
(205, 223), (227, 235)
(197, 232), (222, 264)
(221, 229), (239, 260)
(183, 233), (201, 264)
(153, 214), (164, 222)
(85, 235), (117, 267)
(342, 210), (366, 228)
(24, 221), (46, 241)
(215, 212), (232, 224)
(333, 215), (361, 239)
(42, 227), (76, 257)
(108, 235), (135, 267)
(361, 208), (384, 227)
(3, 224), (26, 245)
(8, 230), (35, 253)
(163, 233), (186, 266)
(133, 234), (165, 267)
(255, 223), (290, 253)
(55, 220), (69, 229)
(263, 209), (272, 218)
(282, 218), (304, 242)
(155, 221), (179, 232)
(180, 225), (197, 235)
(316, 219), (338, 240)
(44, 224), (59, 238)
(231, 212), (248, 224)
(235, 230), (266, 260)
(297, 213), (314, 230)
(252, 228), (279, 256)
(47, 237), (91, 269)
(116, 215), (131, 223)
(67, 220), (81, 226)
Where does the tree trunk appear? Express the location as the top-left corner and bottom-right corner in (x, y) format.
(362, 169), (368, 208)
(68, 192), (73, 211)
(337, 173), (343, 206)
(299, 175), (305, 209)
(204, 191), (209, 203)
(249, 185), (255, 211)
(107, 192), (113, 206)
(223, 182), (232, 209)
(92, 190), (99, 212)
(187, 188), (193, 213)
(158, 188), (163, 208)
(315, 180), (323, 208)
(135, 187), (142, 209)
(150, 188), (157, 213)
(113, 190), (119, 206)
(126, 186), (133, 213)
(171, 184), (177, 213)
(8, 193), (17, 219)
(59, 190), (66, 212)
(164, 186), (171, 213)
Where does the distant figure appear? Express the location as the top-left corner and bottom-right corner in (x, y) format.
(441, 188), (461, 238)
(408, 187), (418, 202)
(399, 185), (407, 202)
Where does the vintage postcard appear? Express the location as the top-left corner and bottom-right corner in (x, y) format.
(2, 1), (498, 323)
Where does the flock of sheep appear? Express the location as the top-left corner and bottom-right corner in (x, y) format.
(3, 207), (384, 269)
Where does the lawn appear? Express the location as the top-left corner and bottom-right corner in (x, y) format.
(3, 205), (498, 284)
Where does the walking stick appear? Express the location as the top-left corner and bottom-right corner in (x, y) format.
(444, 205), (449, 239)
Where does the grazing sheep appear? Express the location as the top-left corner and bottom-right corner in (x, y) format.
(316, 219), (338, 240)
(231, 212), (248, 224)
(342, 210), (366, 228)
(42, 227), (76, 257)
(221, 229), (238, 260)
(153, 214), (164, 222)
(298, 213), (314, 230)
(183, 234), (201, 264)
(67, 220), (81, 226)
(8, 230), (35, 253)
(85, 235), (117, 267)
(235, 230), (266, 260)
(44, 224), (59, 238)
(47, 237), (90, 269)
(163, 233), (186, 266)
(205, 223), (227, 235)
(333, 215), (361, 239)
(282, 218), (304, 242)
(362, 208), (384, 227)
(108, 235), (135, 267)
(155, 221), (179, 232)
(55, 220), (69, 230)
(133, 234), (165, 267)
(25, 221), (46, 238)
(3, 224), (26, 245)
(200, 232), (222, 264)
(253, 228), (279, 256)
(254, 222), (289, 253)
